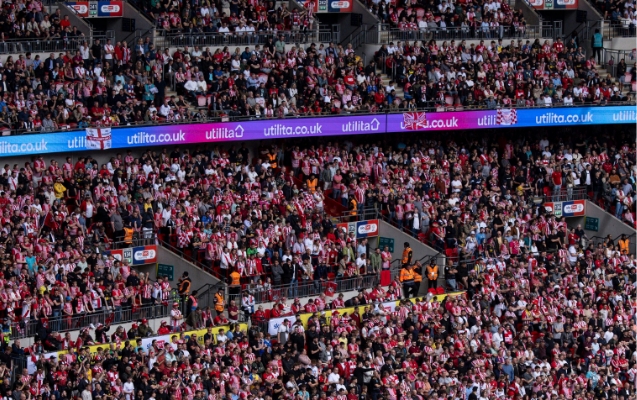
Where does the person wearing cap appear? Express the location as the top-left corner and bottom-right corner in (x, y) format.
(137, 319), (153, 337)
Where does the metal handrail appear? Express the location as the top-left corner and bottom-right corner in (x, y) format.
(157, 236), (229, 283)
(0, 34), (112, 55)
(541, 187), (589, 202)
(153, 30), (324, 49)
(232, 274), (378, 305)
(9, 298), (182, 339)
(382, 24), (555, 41)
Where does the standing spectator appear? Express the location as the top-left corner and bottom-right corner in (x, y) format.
(591, 28), (604, 63)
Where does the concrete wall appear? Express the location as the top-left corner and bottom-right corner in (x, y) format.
(377, 220), (443, 295)
(515, 0), (541, 26)
(609, 38), (637, 52)
(566, 201), (636, 253)
(155, 246), (223, 294)
(353, 0), (381, 29)
(58, 3), (93, 38)
(107, 2), (156, 45)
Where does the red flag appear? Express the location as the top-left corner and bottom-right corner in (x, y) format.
(324, 282), (337, 297)
(43, 212), (58, 231)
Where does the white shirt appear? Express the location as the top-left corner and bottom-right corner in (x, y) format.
(159, 104), (172, 116)
(104, 44), (114, 59)
(123, 382), (135, 400)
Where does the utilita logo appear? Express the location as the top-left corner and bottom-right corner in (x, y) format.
(101, 4), (120, 12)
(613, 110), (636, 121)
(67, 136), (85, 148)
(400, 117), (458, 129)
(477, 115), (498, 126)
(263, 123), (322, 136)
(127, 131), (186, 144)
(535, 112), (593, 124)
(206, 125), (244, 139)
(342, 118), (380, 132)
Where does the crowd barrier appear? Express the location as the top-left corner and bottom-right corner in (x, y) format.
(1, 106), (634, 156)
(264, 292), (464, 337)
(26, 323), (248, 373)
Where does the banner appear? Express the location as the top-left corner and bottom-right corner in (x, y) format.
(337, 222), (357, 238)
(356, 219), (379, 238)
(96, 0), (123, 17)
(67, 1), (89, 17)
(293, 292), (462, 329)
(267, 315), (297, 336)
(132, 245), (158, 265)
(104, 246), (149, 265)
(327, 0), (352, 12)
(544, 200), (585, 218)
(70, 0), (123, 17)
(28, 323), (247, 374)
(295, 0), (352, 13)
(529, 0), (578, 10)
(27, 342), (125, 374)
(0, 107), (633, 156)
(86, 127), (112, 150)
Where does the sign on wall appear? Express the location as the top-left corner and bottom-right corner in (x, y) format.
(67, 0), (123, 17)
(133, 245), (158, 265)
(528, 0), (578, 10)
(378, 237), (395, 253)
(544, 200), (586, 218)
(356, 219), (379, 238)
(157, 263), (174, 281)
(105, 245), (156, 265)
(295, 0), (352, 13)
(0, 106), (633, 157)
(585, 217), (599, 231)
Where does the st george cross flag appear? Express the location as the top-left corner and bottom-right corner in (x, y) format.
(496, 108), (518, 126)
(86, 127), (112, 150)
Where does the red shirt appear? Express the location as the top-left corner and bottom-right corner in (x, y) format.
(551, 171), (562, 185)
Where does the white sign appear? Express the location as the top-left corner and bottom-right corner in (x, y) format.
(268, 315), (297, 337)
(27, 352), (58, 374)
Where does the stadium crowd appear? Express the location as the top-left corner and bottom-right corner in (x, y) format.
(0, 21), (633, 133)
(369, 0), (530, 39)
(0, 126), (633, 399)
(591, 0), (637, 28)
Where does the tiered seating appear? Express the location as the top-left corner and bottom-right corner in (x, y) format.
(374, 38), (635, 109)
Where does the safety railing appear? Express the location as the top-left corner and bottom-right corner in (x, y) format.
(9, 299), (181, 339)
(381, 24), (554, 42)
(603, 48), (637, 77)
(589, 232), (636, 248)
(154, 30), (323, 49)
(0, 33), (114, 55)
(230, 274), (378, 305)
(601, 19), (637, 39)
(541, 187), (589, 203)
(157, 236), (229, 283)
